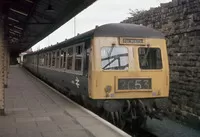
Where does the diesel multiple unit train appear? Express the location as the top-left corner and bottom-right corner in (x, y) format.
(23, 23), (169, 129)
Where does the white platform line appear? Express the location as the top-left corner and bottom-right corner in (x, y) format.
(24, 68), (131, 137)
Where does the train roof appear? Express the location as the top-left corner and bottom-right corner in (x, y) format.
(25, 23), (164, 55)
(94, 23), (164, 38)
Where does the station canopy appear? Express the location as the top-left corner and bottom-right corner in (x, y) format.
(0, 0), (96, 56)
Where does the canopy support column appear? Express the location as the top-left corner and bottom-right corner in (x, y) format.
(0, 22), (5, 115)
(4, 47), (8, 88)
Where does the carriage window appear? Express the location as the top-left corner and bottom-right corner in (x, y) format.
(75, 45), (83, 71)
(76, 45), (82, 55)
(40, 54), (43, 66)
(49, 53), (51, 67)
(101, 46), (129, 70)
(39, 55), (41, 66)
(67, 47), (73, 70)
(34, 55), (37, 65)
(60, 49), (67, 68)
(43, 54), (45, 66)
(44, 54), (46, 66)
(56, 51), (60, 68)
(60, 50), (64, 68)
(32, 56), (34, 65)
(41, 54), (45, 66)
(33, 56), (34, 64)
(31, 56), (34, 64)
(63, 50), (67, 68)
(52, 51), (56, 67)
(138, 48), (162, 69)
(45, 53), (48, 66)
(39, 54), (42, 66)
(60, 50), (63, 68)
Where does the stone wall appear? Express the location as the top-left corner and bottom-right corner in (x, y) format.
(122, 0), (200, 127)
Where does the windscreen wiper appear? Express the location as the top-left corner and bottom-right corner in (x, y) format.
(141, 48), (150, 66)
(102, 53), (128, 69)
(103, 45), (115, 68)
(107, 45), (115, 59)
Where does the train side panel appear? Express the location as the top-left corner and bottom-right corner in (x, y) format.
(37, 67), (89, 96)
(30, 41), (92, 97)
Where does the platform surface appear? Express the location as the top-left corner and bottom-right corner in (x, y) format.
(0, 66), (128, 137)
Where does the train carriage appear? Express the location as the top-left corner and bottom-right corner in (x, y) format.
(23, 23), (169, 129)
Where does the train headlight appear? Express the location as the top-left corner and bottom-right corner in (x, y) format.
(105, 85), (112, 93)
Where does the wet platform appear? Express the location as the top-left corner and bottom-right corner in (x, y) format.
(0, 66), (130, 137)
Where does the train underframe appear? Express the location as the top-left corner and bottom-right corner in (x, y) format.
(75, 94), (165, 131)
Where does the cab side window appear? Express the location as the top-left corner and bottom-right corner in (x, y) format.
(85, 48), (90, 71)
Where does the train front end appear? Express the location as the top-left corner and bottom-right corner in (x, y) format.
(89, 37), (169, 100)
(89, 35), (169, 127)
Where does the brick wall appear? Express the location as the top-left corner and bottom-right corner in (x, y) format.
(122, 0), (200, 127)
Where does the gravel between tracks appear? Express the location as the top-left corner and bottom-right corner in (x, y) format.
(145, 117), (200, 137)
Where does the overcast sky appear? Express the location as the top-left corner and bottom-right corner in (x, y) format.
(32, 0), (171, 51)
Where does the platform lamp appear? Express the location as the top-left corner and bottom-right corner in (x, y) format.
(45, 0), (54, 13)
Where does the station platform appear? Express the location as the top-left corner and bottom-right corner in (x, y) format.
(0, 66), (130, 137)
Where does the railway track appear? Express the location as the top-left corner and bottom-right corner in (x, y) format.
(129, 128), (157, 137)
